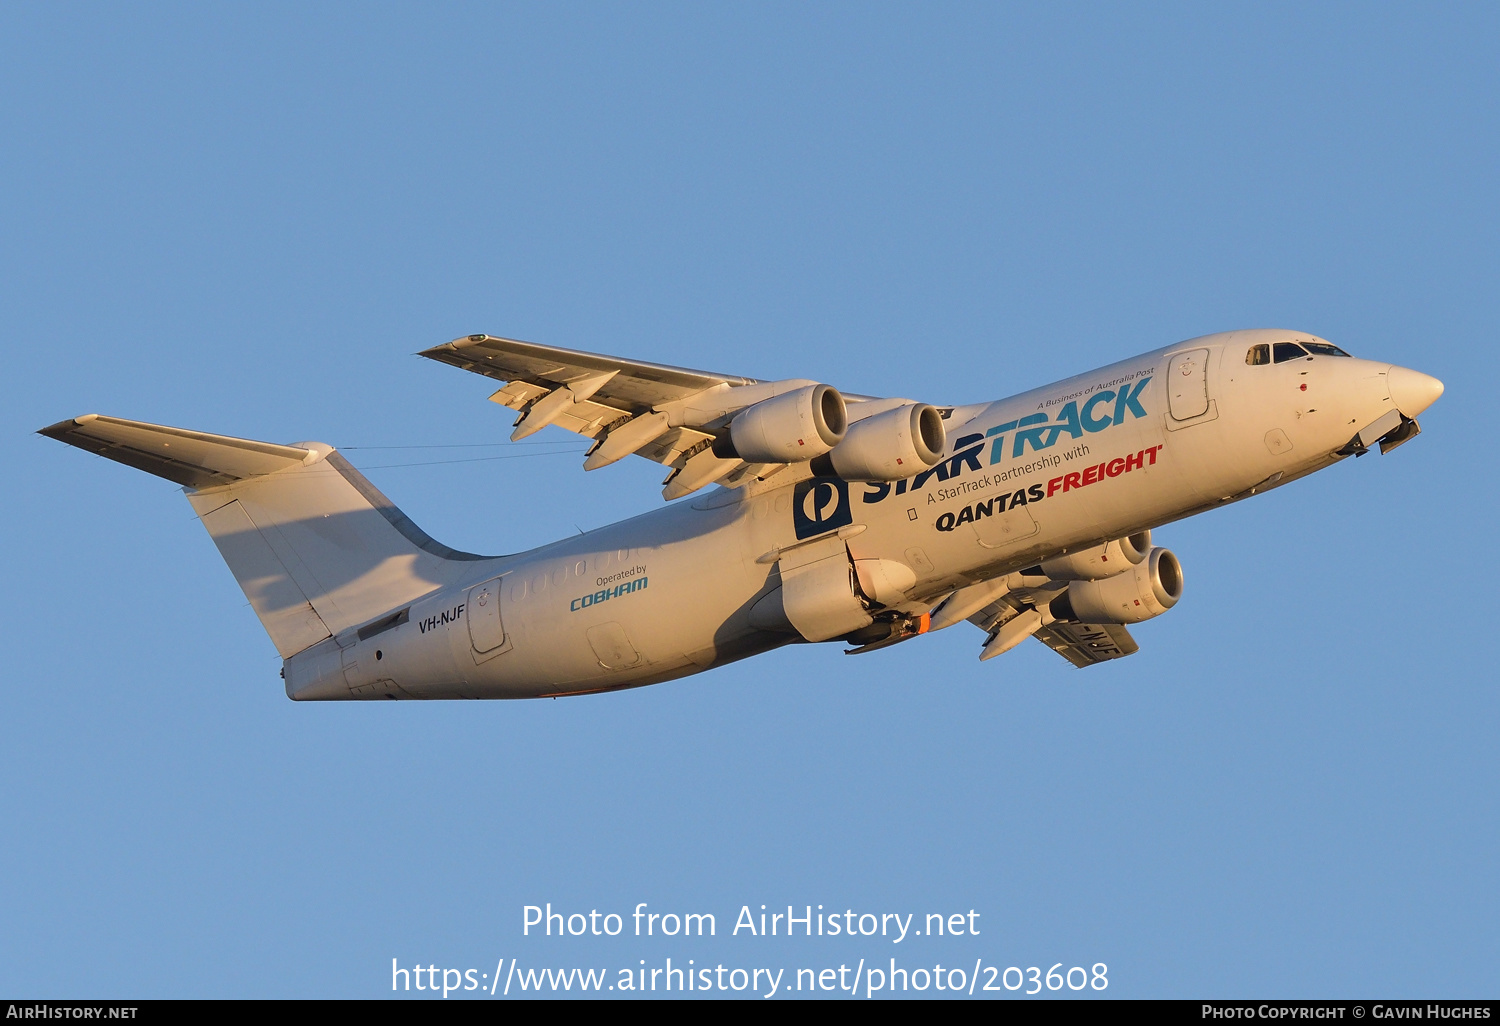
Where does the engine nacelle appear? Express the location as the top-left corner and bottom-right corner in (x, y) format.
(723, 384), (847, 463)
(819, 403), (947, 481)
(1049, 546), (1183, 624)
(1038, 531), (1152, 581)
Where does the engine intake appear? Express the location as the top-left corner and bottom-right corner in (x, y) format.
(1049, 546), (1183, 624)
(820, 403), (947, 481)
(721, 384), (847, 463)
(1038, 532), (1152, 581)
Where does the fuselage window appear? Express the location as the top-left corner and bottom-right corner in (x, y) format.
(1303, 342), (1352, 357)
(1273, 342), (1309, 363)
(1246, 344), (1270, 365)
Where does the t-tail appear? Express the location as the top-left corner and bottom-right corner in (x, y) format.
(38, 414), (490, 662)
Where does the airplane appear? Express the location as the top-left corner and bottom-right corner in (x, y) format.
(40, 329), (1443, 700)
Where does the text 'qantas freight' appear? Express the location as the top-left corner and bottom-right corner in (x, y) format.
(42, 330), (1443, 699)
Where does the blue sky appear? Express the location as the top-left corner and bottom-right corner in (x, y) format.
(2, 2), (1495, 998)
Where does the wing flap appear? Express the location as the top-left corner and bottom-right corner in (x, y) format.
(487, 380), (550, 411)
(964, 589), (1139, 667)
(490, 392), (632, 439)
(427, 335), (760, 491)
(633, 425), (715, 465)
(1033, 621), (1139, 667)
(552, 399), (632, 439)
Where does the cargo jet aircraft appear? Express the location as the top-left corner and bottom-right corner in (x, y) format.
(41, 330), (1443, 700)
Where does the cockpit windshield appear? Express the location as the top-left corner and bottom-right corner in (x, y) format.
(1249, 340), (1354, 366)
(1303, 342), (1352, 357)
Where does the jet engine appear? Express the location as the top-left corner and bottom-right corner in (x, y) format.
(1038, 531), (1153, 581)
(817, 403), (947, 481)
(1048, 546), (1183, 624)
(717, 384), (848, 463)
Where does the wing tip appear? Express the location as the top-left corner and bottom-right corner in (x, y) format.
(416, 334), (492, 359)
(37, 414), (98, 439)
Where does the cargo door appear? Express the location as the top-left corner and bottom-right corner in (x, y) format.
(466, 576), (510, 660)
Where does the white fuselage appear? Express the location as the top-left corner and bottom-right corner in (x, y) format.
(284, 330), (1430, 700)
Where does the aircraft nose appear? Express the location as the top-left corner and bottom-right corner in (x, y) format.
(1387, 365), (1444, 417)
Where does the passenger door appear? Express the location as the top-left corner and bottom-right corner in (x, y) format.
(1167, 349), (1210, 420)
(1165, 348), (1219, 430)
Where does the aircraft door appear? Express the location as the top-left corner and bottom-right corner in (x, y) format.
(586, 622), (642, 670)
(338, 638), (362, 690)
(1167, 349), (1211, 421)
(466, 576), (511, 661)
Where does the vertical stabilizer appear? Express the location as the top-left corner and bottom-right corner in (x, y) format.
(40, 415), (496, 657)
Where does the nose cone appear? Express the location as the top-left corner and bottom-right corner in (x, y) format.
(1387, 366), (1444, 417)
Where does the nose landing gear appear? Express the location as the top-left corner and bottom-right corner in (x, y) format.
(1338, 411), (1421, 457)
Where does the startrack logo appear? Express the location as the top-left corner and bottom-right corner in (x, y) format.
(984, 376), (1152, 466)
(858, 374), (1154, 506)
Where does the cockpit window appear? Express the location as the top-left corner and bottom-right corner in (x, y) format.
(1246, 344), (1270, 365)
(1303, 342), (1352, 357)
(1273, 342), (1309, 363)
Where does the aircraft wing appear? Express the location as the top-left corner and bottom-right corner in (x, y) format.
(419, 334), (895, 500)
(420, 333), (760, 421)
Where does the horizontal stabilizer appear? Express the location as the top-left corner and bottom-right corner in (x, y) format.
(38, 414), (314, 488)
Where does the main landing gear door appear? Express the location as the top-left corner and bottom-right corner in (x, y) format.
(466, 576), (511, 662)
(773, 535), (874, 643)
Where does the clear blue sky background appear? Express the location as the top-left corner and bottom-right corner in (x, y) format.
(2, 2), (1495, 999)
